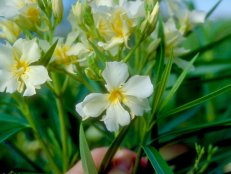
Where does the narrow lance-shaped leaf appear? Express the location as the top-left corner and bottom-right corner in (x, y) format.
(143, 146), (174, 174)
(98, 125), (130, 174)
(155, 118), (231, 145)
(206, 0), (223, 19)
(180, 33), (231, 60)
(79, 124), (98, 174)
(159, 54), (198, 111)
(151, 49), (173, 118)
(0, 113), (30, 143)
(0, 123), (28, 143)
(40, 39), (58, 66)
(161, 83), (231, 119)
(155, 16), (165, 83)
(0, 113), (29, 126)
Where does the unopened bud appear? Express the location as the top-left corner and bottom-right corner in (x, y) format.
(52, 0), (64, 24)
(0, 20), (21, 43)
(141, 2), (159, 38)
(145, 0), (158, 12)
(72, 2), (95, 33)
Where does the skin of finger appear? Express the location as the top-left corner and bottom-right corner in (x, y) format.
(110, 149), (136, 174)
(66, 148), (137, 174)
(66, 147), (108, 174)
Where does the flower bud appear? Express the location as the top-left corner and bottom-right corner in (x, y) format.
(145, 0), (158, 12)
(52, 0), (64, 24)
(0, 20), (21, 43)
(141, 2), (159, 38)
(72, 2), (95, 33)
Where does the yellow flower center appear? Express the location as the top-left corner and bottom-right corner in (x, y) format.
(97, 17), (112, 39)
(12, 60), (30, 79)
(111, 9), (133, 38)
(108, 88), (126, 104)
(26, 7), (40, 24)
(54, 45), (76, 65)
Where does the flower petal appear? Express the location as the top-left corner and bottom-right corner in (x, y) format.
(103, 103), (130, 132)
(125, 96), (150, 116)
(23, 83), (36, 96)
(0, 70), (17, 93)
(14, 39), (40, 64)
(24, 66), (51, 86)
(81, 93), (109, 117)
(76, 102), (88, 120)
(0, 44), (13, 69)
(102, 61), (129, 91)
(22, 66), (51, 96)
(123, 75), (153, 98)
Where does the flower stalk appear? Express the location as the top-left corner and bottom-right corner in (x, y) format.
(51, 73), (68, 172)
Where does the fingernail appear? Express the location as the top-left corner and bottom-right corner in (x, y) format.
(114, 159), (133, 172)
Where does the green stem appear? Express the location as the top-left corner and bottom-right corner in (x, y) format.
(123, 37), (143, 63)
(18, 97), (62, 174)
(56, 96), (68, 172)
(52, 73), (68, 173)
(132, 147), (142, 174)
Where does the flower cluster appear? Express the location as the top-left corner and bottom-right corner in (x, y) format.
(2, 0), (228, 174)
(0, 0), (205, 130)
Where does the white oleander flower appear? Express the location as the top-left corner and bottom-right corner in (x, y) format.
(52, 32), (93, 72)
(179, 10), (206, 35)
(164, 19), (190, 69)
(0, 0), (41, 31)
(76, 61), (153, 132)
(162, 0), (205, 34)
(0, 0), (37, 18)
(92, 0), (145, 52)
(0, 38), (51, 96)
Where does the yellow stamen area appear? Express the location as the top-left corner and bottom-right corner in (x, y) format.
(12, 60), (30, 79)
(54, 45), (75, 65)
(26, 7), (40, 24)
(111, 9), (133, 38)
(108, 88), (126, 104)
(98, 17), (112, 39)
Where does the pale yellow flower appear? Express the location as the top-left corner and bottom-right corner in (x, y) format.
(0, 39), (50, 96)
(76, 61), (153, 132)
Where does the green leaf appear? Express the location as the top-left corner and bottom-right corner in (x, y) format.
(40, 39), (58, 66)
(159, 106), (200, 134)
(159, 54), (198, 111)
(0, 113), (29, 126)
(143, 146), (173, 174)
(79, 124), (98, 174)
(155, 16), (165, 83)
(180, 33), (231, 60)
(206, 0), (223, 19)
(98, 125), (130, 174)
(161, 83), (231, 119)
(0, 113), (30, 143)
(156, 119), (231, 145)
(151, 49), (173, 118)
(0, 123), (27, 143)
